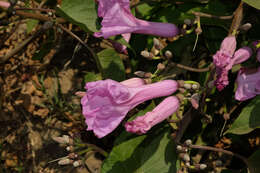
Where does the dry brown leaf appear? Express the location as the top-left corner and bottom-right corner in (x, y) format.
(5, 158), (18, 167)
(21, 81), (37, 95)
(58, 69), (76, 94)
(44, 76), (58, 97)
(33, 108), (49, 118)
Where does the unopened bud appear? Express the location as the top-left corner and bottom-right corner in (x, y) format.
(144, 72), (152, 78)
(141, 50), (154, 59)
(184, 139), (192, 146)
(73, 160), (82, 167)
(239, 23), (252, 31)
(66, 146), (73, 152)
(223, 113), (230, 121)
(164, 50), (173, 59)
(183, 154), (190, 162)
(179, 153), (190, 162)
(176, 145), (182, 151)
(58, 158), (73, 165)
(134, 71), (146, 77)
(199, 164), (207, 170)
(185, 162), (191, 167)
(184, 19), (192, 25)
(153, 38), (163, 50)
(68, 153), (78, 159)
(157, 63), (165, 70)
(75, 91), (86, 97)
(191, 84), (199, 90)
(144, 78), (152, 84)
(190, 93), (200, 109)
(177, 80), (185, 87)
(52, 135), (70, 144)
(195, 27), (202, 35)
(183, 83), (191, 90)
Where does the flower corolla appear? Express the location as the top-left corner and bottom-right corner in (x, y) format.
(213, 36), (252, 91)
(94, 0), (179, 39)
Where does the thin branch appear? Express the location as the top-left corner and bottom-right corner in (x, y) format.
(192, 11), (233, 20)
(15, 10), (65, 23)
(15, 7), (56, 13)
(169, 62), (212, 73)
(190, 144), (249, 166)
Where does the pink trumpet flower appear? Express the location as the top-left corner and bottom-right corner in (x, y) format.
(235, 68), (260, 101)
(213, 36), (252, 91)
(94, 0), (179, 39)
(80, 78), (178, 138)
(125, 96), (180, 134)
(0, 1), (10, 8)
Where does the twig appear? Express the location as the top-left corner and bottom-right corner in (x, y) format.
(190, 144), (249, 166)
(15, 10), (65, 23)
(192, 11), (233, 20)
(15, 7), (55, 13)
(169, 62), (212, 73)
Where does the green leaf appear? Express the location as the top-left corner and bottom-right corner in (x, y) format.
(26, 19), (39, 33)
(154, 0), (231, 29)
(226, 96), (260, 135)
(97, 48), (125, 81)
(102, 131), (177, 173)
(84, 72), (102, 83)
(58, 0), (98, 32)
(248, 150), (260, 173)
(242, 0), (260, 10)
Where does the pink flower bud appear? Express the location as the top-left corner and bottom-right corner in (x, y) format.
(125, 96), (180, 134)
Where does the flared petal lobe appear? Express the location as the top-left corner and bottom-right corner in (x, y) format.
(81, 79), (178, 138)
(231, 47), (252, 66)
(220, 36), (236, 55)
(125, 96), (180, 134)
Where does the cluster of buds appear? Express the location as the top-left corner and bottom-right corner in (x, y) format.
(141, 38), (167, 60)
(52, 135), (83, 168)
(177, 139), (207, 172)
(177, 80), (201, 109)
